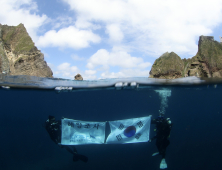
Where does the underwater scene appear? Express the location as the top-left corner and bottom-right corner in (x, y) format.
(0, 76), (222, 170)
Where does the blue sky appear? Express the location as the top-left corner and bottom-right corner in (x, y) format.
(1, 0), (222, 80)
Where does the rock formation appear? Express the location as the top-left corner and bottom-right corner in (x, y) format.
(74, 74), (83, 80)
(185, 36), (222, 78)
(0, 23), (53, 77)
(149, 36), (222, 79)
(149, 52), (184, 79)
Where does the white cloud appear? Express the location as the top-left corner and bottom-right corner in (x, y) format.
(86, 48), (151, 78)
(58, 63), (78, 72)
(106, 24), (124, 43)
(86, 49), (151, 70)
(53, 62), (97, 80)
(75, 17), (101, 30)
(37, 26), (101, 49)
(52, 16), (73, 29)
(71, 54), (85, 61)
(85, 70), (96, 75)
(53, 49), (150, 79)
(101, 69), (150, 78)
(0, 0), (47, 42)
(63, 0), (222, 57)
(55, 62), (80, 78)
(82, 74), (97, 80)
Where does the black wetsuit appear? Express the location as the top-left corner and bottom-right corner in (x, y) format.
(44, 116), (88, 162)
(45, 116), (61, 144)
(150, 118), (172, 158)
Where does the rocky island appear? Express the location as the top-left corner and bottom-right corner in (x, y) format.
(1, 23), (221, 80)
(149, 36), (222, 79)
(0, 23), (52, 77)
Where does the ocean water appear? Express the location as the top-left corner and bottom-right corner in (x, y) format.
(0, 84), (221, 170)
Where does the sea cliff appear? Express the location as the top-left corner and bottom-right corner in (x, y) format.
(0, 23), (53, 77)
(149, 36), (222, 79)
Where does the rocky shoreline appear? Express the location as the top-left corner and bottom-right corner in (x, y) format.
(149, 36), (222, 79)
(1, 24), (221, 80)
(0, 23), (53, 77)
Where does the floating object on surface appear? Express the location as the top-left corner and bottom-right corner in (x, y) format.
(55, 87), (73, 91)
(2, 86), (10, 89)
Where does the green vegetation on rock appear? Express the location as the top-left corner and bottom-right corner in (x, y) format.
(197, 36), (222, 70)
(149, 36), (222, 79)
(149, 52), (184, 79)
(2, 24), (35, 55)
(0, 23), (53, 77)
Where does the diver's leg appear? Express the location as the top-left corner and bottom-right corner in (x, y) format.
(76, 154), (88, 163)
(63, 145), (75, 154)
(72, 146), (78, 154)
(71, 146), (79, 162)
(154, 139), (167, 168)
(152, 138), (162, 156)
(159, 147), (167, 169)
(161, 139), (170, 158)
(69, 146), (88, 163)
(62, 145), (80, 162)
(159, 139), (170, 169)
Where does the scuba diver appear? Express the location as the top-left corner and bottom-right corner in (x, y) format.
(44, 115), (88, 163)
(149, 114), (172, 169)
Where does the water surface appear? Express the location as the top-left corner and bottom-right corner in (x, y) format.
(0, 83), (221, 170)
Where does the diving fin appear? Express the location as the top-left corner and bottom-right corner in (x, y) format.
(152, 152), (159, 156)
(160, 158), (167, 169)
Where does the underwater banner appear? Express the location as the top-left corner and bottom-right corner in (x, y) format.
(61, 118), (106, 145)
(106, 116), (151, 144)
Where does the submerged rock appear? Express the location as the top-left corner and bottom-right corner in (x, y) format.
(0, 23), (53, 77)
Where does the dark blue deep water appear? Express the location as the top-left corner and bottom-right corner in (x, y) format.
(0, 84), (222, 170)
